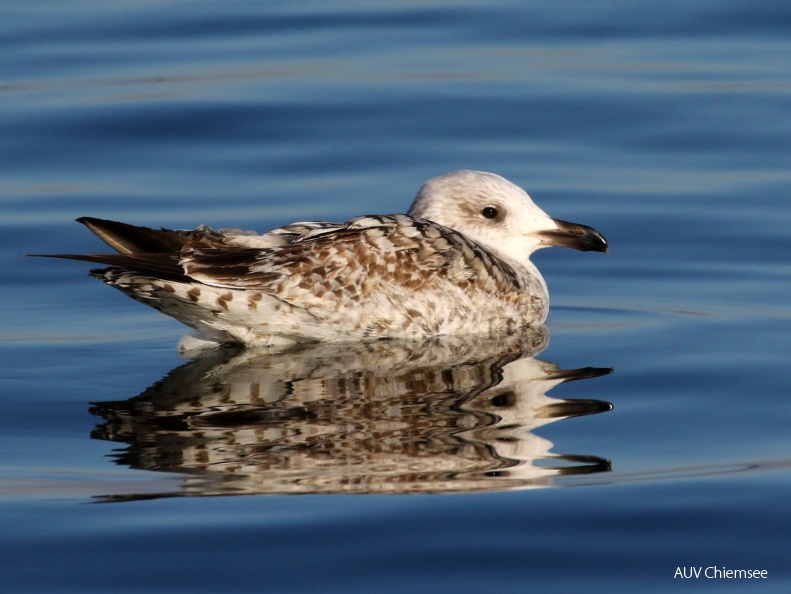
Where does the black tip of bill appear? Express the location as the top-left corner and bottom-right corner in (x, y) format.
(541, 218), (609, 253)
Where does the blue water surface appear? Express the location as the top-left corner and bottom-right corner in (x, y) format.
(1, 1), (789, 592)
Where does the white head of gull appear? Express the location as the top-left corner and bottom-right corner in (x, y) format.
(33, 170), (608, 349)
(409, 169), (607, 259)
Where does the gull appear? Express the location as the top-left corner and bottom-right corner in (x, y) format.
(35, 170), (607, 347)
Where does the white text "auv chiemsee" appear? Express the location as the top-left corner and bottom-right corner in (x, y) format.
(674, 567), (768, 579)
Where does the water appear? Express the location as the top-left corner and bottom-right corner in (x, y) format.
(2, 1), (790, 591)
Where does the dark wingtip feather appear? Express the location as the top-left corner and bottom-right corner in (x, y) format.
(27, 252), (189, 283)
(76, 217), (180, 255)
(76, 217), (228, 254)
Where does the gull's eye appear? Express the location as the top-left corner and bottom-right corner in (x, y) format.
(482, 206), (498, 219)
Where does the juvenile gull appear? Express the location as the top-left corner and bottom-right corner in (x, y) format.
(36, 170), (607, 347)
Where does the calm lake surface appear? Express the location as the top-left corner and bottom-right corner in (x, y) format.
(2, 1), (789, 592)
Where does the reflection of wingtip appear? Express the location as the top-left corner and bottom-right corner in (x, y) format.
(544, 366), (613, 382)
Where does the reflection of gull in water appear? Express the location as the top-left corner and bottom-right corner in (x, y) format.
(36, 170), (607, 347)
(90, 329), (613, 501)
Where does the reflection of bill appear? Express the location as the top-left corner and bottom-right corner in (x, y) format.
(91, 327), (612, 500)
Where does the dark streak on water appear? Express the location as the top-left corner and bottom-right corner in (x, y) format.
(1, 1), (790, 592)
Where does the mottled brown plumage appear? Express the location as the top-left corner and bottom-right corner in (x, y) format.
(33, 170), (607, 348)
